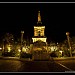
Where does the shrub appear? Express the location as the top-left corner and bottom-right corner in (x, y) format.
(20, 52), (32, 59)
(50, 51), (58, 57)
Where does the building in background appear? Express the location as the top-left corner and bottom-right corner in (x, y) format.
(31, 11), (49, 60)
(32, 11), (47, 43)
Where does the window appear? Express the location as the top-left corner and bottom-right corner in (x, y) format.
(38, 31), (40, 36)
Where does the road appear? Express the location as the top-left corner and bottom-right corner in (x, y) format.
(55, 60), (75, 72)
(0, 58), (75, 72)
(0, 59), (75, 72)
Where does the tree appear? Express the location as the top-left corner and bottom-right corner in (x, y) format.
(2, 33), (14, 56)
(61, 40), (70, 57)
(4, 33), (14, 45)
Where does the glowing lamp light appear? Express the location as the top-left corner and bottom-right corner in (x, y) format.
(18, 49), (21, 52)
(21, 31), (24, 34)
(22, 47), (26, 52)
(57, 42), (58, 44)
(66, 32), (70, 36)
(59, 51), (63, 54)
(32, 38), (47, 43)
(0, 48), (2, 50)
(7, 44), (12, 52)
(50, 47), (54, 51)
(8, 47), (11, 52)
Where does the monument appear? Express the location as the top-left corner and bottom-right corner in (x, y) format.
(32, 11), (49, 60)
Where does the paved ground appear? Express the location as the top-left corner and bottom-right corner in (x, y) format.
(0, 57), (74, 72)
(56, 60), (75, 71)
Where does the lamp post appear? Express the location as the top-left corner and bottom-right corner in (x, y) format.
(66, 32), (72, 57)
(2, 39), (5, 56)
(20, 31), (24, 58)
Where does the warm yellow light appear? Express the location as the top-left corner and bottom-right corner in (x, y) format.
(59, 51), (63, 54)
(21, 31), (24, 34)
(0, 48), (2, 50)
(34, 26), (45, 29)
(66, 32), (70, 35)
(32, 38), (47, 43)
(18, 49), (21, 52)
(22, 47), (26, 52)
(57, 42), (58, 44)
(8, 46), (11, 52)
(50, 46), (57, 51)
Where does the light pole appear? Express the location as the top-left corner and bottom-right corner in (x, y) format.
(66, 32), (72, 57)
(20, 31), (24, 57)
(2, 39), (5, 56)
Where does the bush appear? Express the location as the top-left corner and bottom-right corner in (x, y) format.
(50, 51), (58, 57)
(2, 50), (16, 57)
(64, 50), (70, 57)
(2, 52), (11, 56)
(20, 52), (32, 59)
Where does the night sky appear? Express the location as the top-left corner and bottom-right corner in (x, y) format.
(0, 3), (75, 43)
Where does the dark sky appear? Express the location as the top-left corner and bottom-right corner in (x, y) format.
(0, 3), (75, 43)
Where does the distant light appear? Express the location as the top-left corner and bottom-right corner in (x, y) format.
(32, 38), (46, 43)
(21, 31), (24, 34)
(22, 47), (26, 52)
(12, 39), (13, 40)
(59, 51), (63, 54)
(18, 49), (21, 52)
(0, 48), (2, 50)
(8, 46), (11, 52)
(34, 26), (45, 29)
(57, 42), (58, 44)
(66, 32), (70, 35)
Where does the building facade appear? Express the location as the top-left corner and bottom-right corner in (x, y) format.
(32, 11), (47, 43)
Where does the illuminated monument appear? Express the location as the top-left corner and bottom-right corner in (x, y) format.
(31, 11), (50, 60)
(32, 11), (47, 43)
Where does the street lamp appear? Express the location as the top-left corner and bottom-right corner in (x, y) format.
(2, 39), (5, 56)
(66, 32), (72, 57)
(20, 31), (24, 57)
